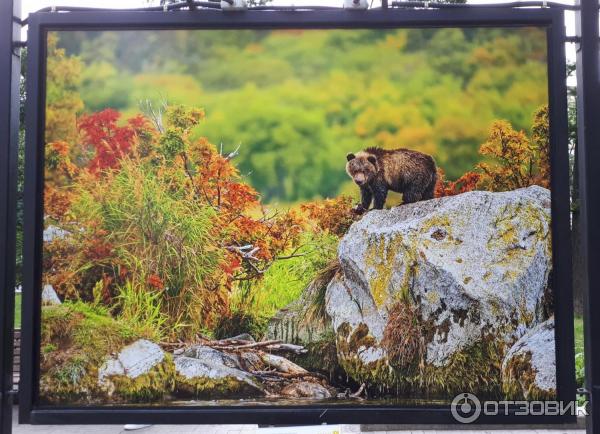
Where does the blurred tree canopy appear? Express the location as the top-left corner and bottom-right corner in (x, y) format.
(53, 27), (548, 203)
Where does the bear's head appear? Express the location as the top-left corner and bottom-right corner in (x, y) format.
(346, 152), (378, 186)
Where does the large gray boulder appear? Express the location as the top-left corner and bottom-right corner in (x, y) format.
(502, 317), (556, 399)
(325, 186), (552, 397)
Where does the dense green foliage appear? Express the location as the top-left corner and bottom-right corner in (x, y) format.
(55, 27), (548, 201)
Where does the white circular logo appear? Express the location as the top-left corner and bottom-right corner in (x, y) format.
(451, 393), (481, 423)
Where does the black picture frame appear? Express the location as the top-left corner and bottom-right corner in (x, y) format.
(20, 7), (575, 426)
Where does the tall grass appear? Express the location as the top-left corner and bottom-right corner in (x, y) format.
(222, 232), (339, 338)
(73, 158), (224, 339)
(115, 280), (168, 342)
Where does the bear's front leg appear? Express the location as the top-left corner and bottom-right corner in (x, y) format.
(354, 186), (373, 214)
(372, 185), (388, 210)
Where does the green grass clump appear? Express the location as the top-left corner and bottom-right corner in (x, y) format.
(220, 232), (338, 339)
(40, 301), (169, 404)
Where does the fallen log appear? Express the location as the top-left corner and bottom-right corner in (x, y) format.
(350, 383), (366, 398)
(252, 370), (327, 382)
(263, 343), (307, 354)
(208, 340), (307, 355)
(259, 352), (308, 375)
(210, 339), (282, 351)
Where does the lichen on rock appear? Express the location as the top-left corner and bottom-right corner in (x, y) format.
(325, 186), (554, 398)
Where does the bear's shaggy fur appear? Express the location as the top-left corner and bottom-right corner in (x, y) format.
(345, 147), (437, 212)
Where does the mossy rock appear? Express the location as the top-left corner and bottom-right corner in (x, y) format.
(325, 187), (554, 399)
(174, 356), (264, 399)
(502, 318), (556, 400)
(39, 302), (170, 404)
(98, 339), (175, 402)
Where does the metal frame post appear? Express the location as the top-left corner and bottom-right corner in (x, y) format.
(576, 0), (600, 433)
(0, 0), (22, 432)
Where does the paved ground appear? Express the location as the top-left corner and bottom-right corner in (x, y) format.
(11, 409), (587, 434)
(10, 426), (588, 434)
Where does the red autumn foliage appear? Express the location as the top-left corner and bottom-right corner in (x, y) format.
(147, 274), (165, 290)
(78, 109), (152, 175)
(434, 168), (481, 198)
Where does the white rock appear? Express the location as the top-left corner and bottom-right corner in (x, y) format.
(98, 339), (165, 387)
(326, 186), (553, 389)
(43, 225), (69, 242)
(182, 345), (243, 370)
(174, 355), (263, 396)
(502, 317), (556, 398)
(41, 284), (61, 305)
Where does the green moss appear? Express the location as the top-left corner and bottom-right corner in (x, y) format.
(335, 316), (507, 399)
(364, 235), (400, 307)
(110, 355), (176, 402)
(410, 337), (504, 399)
(175, 374), (260, 399)
(39, 301), (163, 404)
(288, 330), (343, 381)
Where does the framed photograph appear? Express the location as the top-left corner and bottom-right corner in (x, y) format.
(20, 8), (575, 425)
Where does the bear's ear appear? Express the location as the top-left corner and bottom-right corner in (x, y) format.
(367, 155), (377, 165)
(346, 153), (356, 162)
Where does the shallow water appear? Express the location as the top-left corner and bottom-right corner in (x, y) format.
(167, 397), (451, 407)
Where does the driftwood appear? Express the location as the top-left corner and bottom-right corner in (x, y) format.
(211, 339), (282, 350)
(337, 383), (367, 400)
(163, 337), (354, 399)
(259, 352), (308, 375)
(350, 383), (367, 398)
(208, 339), (308, 355)
(253, 370), (328, 382)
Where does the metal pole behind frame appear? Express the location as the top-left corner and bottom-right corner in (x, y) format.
(0, 0), (21, 431)
(575, 0), (600, 433)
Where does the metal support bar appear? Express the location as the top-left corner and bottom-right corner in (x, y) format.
(390, 0), (580, 9)
(21, 0), (583, 12)
(575, 0), (600, 433)
(0, 0), (21, 432)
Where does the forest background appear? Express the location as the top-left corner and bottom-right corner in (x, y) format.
(52, 27), (548, 201)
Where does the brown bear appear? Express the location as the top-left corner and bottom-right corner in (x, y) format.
(346, 147), (437, 212)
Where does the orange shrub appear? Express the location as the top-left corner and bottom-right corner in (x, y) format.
(301, 196), (358, 237)
(436, 105), (550, 196)
(434, 168), (481, 198)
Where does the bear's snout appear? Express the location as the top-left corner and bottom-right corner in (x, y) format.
(353, 174), (367, 185)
